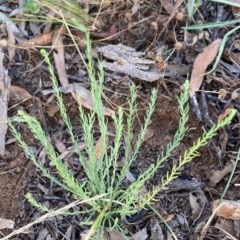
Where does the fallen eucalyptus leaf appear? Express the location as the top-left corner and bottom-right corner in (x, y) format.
(190, 39), (222, 97)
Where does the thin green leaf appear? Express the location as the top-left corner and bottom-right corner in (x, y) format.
(183, 19), (240, 30)
(210, 0), (240, 8)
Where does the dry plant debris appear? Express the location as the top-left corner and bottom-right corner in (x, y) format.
(213, 199), (240, 220)
(0, 50), (10, 156)
(0, 218), (14, 230)
(209, 162), (234, 186)
(96, 44), (171, 81)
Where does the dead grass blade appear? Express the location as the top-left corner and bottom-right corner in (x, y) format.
(0, 195), (106, 240)
(189, 39), (222, 97)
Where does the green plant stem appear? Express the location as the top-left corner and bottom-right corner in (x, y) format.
(84, 191), (120, 240)
(162, 109), (237, 188)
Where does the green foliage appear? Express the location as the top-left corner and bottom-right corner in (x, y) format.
(24, 0), (40, 14)
(9, 21), (236, 239)
(26, 193), (50, 212)
(186, 0), (202, 21)
(210, 0), (240, 7)
(162, 109), (236, 187)
(36, 0), (92, 26)
(20, 0), (93, 26)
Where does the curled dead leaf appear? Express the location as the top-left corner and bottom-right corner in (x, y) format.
(209, 162), (234, 186)
(10, 85), (32, 101)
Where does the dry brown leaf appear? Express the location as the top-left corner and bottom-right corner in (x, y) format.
(41, 83), (115, 116)
(164, 214), (174, 222)
(189, 39), (222, 97)
(0, 218), (14, 230)
(159, 0), (174, 13)
(6, 22), (16, 63)
(18, 31), (53, 48)
(209, 162), (234, 186)
(71, 83), (115, 117)
(106, 24), (118, 41)
(94, 135), (104, 159)
(46, 105), (60, 117)
(104, 228), (125, 240)
(133, 227), (148, 240)
(10, 85), (32, 101)
(53, 27), (69, 89)
(213, 199), (240, 220)
(0, 50), (11, 156)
